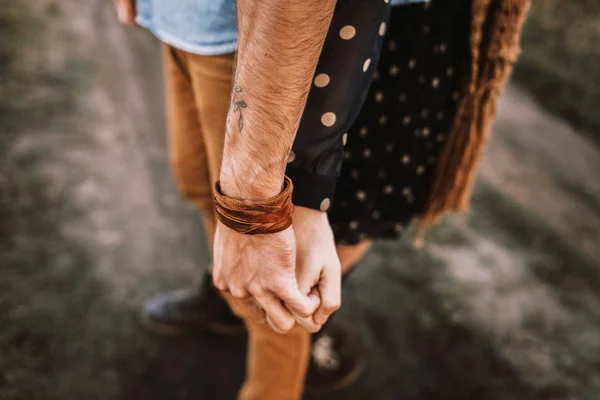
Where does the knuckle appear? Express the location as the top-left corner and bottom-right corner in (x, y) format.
(229, 285), (247, 299)
(323, 300), (341, 313)
(305, 324), (321, 334)
(280, 319), (295, 333)
(212, 277), (226, 291)
(297, 307), (312, 319)
(247, 280), (264, 296)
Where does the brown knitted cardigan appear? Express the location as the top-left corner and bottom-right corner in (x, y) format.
(416, 0), (532, 237)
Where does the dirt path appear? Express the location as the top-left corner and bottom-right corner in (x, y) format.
(1, 1), (599, 399)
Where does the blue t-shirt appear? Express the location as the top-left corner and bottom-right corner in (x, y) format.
(137, 0), (427, 56)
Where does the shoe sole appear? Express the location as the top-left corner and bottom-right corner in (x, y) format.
(304, 359), (366, 395)
(138, 313), (246, 338)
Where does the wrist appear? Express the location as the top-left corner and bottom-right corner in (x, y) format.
(293, 205), (333, 238)
(219, 160), (285, 201)
(293, 205), (327, 219)
(214, 176), (294, 235)
(219, 142), (291, 200)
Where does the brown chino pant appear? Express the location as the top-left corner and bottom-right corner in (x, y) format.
(162, 43), (311, 400)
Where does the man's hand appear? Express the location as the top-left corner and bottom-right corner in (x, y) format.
(213, 0), (336, 334)
(112, 0), (137, 25)
(212, 223), (320, 333)
(290, 206), (341, 333)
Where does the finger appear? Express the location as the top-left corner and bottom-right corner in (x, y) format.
(254, 293), (295, 333)
(293, 316), (321, 333)
(229, 285), (266, 323)
(295, 254), (320, 295)
(115, 1), (137, 24)
(291, 288), (322, 333)
(313, 264), (341, 326)
(276, 285), (320, 319)
(212, 274), (227, 292)
(266, 315), (286, 334)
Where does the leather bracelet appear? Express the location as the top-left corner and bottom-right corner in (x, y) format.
(213, 176), (294, 235)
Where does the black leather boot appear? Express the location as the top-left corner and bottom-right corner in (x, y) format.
(139, 273), (245, 337)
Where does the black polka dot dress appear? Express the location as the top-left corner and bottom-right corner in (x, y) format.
(287, 0), (391, 210)
(286, 0), (472, 245)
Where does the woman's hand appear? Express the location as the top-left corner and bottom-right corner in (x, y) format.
(112, 0), (137, 25)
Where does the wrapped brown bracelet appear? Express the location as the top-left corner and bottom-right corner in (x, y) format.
(213, 176), (294, 235)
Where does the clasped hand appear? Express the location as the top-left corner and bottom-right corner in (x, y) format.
(213, 206), (341, 333)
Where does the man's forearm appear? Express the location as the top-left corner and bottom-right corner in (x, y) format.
(219, 0), (336, 200)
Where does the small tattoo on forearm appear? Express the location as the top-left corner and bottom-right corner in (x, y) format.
(232, 85), (247, 132)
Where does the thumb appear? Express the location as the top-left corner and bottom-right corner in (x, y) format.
(313, 262), (341, 325)
(277, 285), (319, 319)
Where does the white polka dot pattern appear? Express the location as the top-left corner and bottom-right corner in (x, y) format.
(314, 73), (330, 88)
(321, 112), (336, 127)
(379, 22), (387, 36)
(326, 0), (466, 244)
(339, 25), (356, 40)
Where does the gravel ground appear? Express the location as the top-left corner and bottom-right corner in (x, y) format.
(1, 1), (599, 399)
